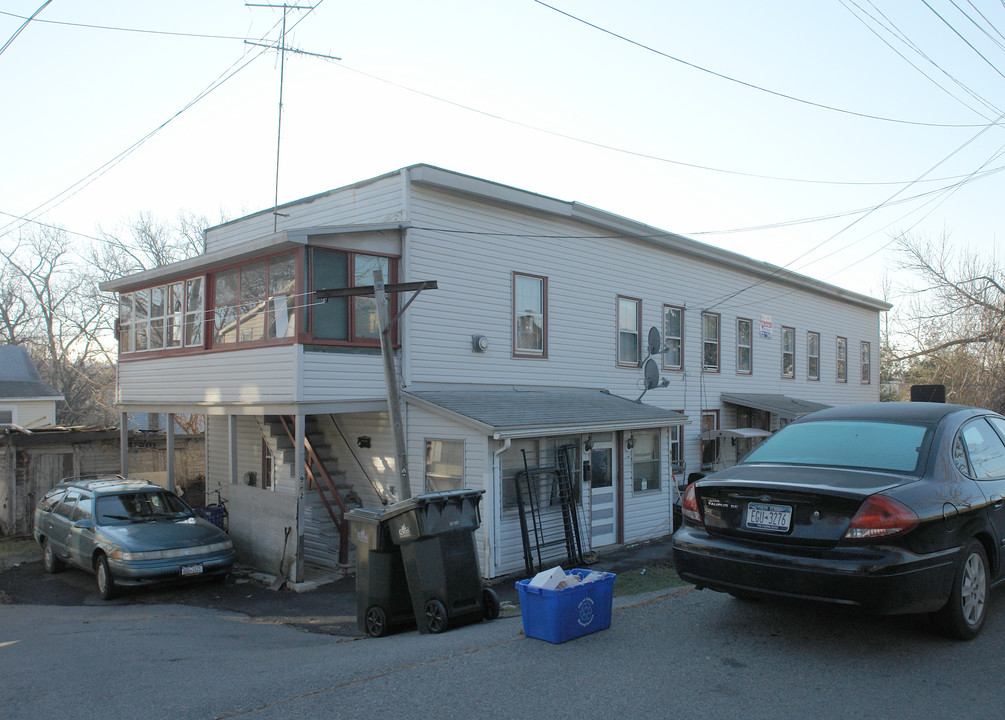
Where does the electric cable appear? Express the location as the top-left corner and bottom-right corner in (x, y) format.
(0, 0), (52, 58)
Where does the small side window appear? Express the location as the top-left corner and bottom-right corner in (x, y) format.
(72, 496), (93, 523)
(53, 492), (81, 520)
(953, 435), (971, 475)
(39, 489), (67, 512)
(959, 419), (1005, 479)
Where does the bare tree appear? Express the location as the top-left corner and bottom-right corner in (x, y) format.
(90, 211), (208, 281)
(892, 234), (1004, 411)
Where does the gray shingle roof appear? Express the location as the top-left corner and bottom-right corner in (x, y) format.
(0, 346), (62, 400)
(404, 387), (687, 438)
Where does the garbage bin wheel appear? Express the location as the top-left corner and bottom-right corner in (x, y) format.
(365, 606), (390, 638)
(482, 588), (500, 621)
(424, 598), (449, 634)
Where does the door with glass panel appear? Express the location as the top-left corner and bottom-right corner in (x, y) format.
(590, 441), (618, 547)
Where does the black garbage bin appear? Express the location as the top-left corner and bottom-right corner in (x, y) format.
(382, 489), (500, 634)
(347, 507), (414, 637)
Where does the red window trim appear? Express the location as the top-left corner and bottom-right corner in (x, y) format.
(701, 311), (721, 374)
(806, 330), (821, 381)
(662, 304), (684, 372)
(781, 325), (796, 379)
(616, 295), (642, 368)
(308, 248), (399, 348)
(735, 317), (752, 375)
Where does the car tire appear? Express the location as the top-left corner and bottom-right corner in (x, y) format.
(934, 539), (988, 641)
(42, 538), (64, 574)
(95, 554), (118, 601)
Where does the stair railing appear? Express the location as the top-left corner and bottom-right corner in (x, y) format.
(277, 416), (351, 565)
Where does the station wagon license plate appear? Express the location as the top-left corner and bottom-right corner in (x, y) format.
(180, 563), (204, 576)
(745, 502), (792, 532)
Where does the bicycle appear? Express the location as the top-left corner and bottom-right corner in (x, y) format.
(198, 487), (229, 533)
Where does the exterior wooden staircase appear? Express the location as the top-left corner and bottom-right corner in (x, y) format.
(264, 415), (360, 568)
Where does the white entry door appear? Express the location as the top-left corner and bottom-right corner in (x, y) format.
(590, 442), (618, 547)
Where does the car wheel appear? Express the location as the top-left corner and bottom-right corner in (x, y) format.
(934, 539), (988, 641)
(365, 606), (389, 638)
(95, 554), (118, 601)
(482, 587), (501, 621)
(424, 598), (448, 634)
(42, 538), (64, 574)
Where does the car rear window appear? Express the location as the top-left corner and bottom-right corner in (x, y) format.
(741, 420), (930, 473)
(96, 491), (192, 525)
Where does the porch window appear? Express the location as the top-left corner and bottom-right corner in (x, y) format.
(702, 312), (720, 372)
(631, 429), (661, 493)
(861, 341), (871, 384)
(670, 424), (683, 475)
(0, 409), (12, 425)
(617, 296), (641, 366)
(310, 248), (397, 345)
(513, 273), (547, 357)
(781, 326), (795, 379)
(425, 439), (464, 492)
(736, 318), (752, 374)
(807, 331), (820, 380)
(212, 253), (296, 346)
(837, 336), (848, 382)
(119, 276), (206, 355)
(662, 305), (683, 370)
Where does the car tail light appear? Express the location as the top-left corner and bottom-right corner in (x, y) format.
(843, 495), (918, 540)
(681, 483), (703, 524)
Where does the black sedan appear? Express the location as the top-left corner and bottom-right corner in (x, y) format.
(672, 402), (1005, 640)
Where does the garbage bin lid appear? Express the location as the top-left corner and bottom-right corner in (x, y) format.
(381, 488), (484, 519)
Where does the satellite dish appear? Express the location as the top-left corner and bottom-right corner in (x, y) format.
(643, 358), (660, 390)
(647, 327), (662, 357)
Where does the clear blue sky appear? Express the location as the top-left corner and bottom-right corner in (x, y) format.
(2, 1), (1003, 307)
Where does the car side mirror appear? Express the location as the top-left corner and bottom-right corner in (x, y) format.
(73, 519), (93, 530)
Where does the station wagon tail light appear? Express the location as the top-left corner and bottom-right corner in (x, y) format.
(843, 495), (918, 540)
(681, 483), (703, 524)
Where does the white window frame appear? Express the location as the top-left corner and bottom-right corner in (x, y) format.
(513, 272), (547, 357)
(807, 331), (820, 381)
(701, 312), (720, 372)
(617, 296), (641, 367)
(837, 336), (848, 383)
(662, 305), (683, 371)
(861, 341), (871, 384)
(781, 326), (795, 379)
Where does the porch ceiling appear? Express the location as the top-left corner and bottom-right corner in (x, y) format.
(403, 387), (688, 439)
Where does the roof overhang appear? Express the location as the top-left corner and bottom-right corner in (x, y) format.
(98, 223), (405, 293)
(700, 427), (773, 440)
(721, 393), (831, 420)
(404, 386), (688, 440)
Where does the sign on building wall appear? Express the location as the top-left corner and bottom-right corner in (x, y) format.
(759, 315), (773, 339)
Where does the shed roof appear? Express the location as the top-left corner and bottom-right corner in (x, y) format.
(0, 346), (62, 401)
(404, 386), (688, 439)
(721, 393), (831, 420)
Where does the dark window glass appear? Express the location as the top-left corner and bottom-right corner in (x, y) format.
(312, 249), (349, 340)
(959, 419), (1005, 479)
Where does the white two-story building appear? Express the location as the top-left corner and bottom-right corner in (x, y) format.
(100, 165), (889, 580)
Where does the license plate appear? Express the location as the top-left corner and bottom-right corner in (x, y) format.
(180, 563), (204, 576)
(745, 502), (792, 532)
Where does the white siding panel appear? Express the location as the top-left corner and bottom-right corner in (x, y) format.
(301, 350), (390, 403)
(205, 175), (404, 253)
(118, 346), (298, 405)
(621, 429), (672, 544)
(321, 411), (397, 508)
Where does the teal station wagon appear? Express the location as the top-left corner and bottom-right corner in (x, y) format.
(34, 476), (235, 599)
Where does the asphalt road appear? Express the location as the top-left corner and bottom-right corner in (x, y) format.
(2, 569), (1000, 719)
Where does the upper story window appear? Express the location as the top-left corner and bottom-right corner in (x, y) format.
(310, 248), (397, 346)
(513, 273), (547, 357)
(736, 318), (752, 374)
(861, 341), (871, 384)
(662, 305), (683, 371)
(807, 331), (820, 380)
(119, 277), (205, 355)
(213, 253), (296, 346)
(617, 296), (641, 367)
(781, 326), (795, 379)
(702, 312), (720, 372)
(837, 336), (848, 382)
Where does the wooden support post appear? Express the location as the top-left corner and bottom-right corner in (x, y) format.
(373, 268), (412, 500)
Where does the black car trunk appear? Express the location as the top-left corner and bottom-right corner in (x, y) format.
(696, 465), (917, 548)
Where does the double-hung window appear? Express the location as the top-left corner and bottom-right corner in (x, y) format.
(425, 439), (464, 492)
(702, 312), (720, 372)
(310, 248), (396, 345)
(861, 341), (871, 384)
(632, 429), (661, 493)
(807, 331), (820, 380)
(781, 326), (795, 379)
(662, 305), (683, 370)
(837, 336), (848, 382)
(617, 296), (641, 366)
(736, 318), (752, 374)
(513, 273), (547, 357)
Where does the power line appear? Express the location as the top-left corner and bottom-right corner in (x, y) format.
(0, 9), (249, 41)
(0, 0), (52, 58)
(923, 0), (1005, 82)
(531, 0), (995, 129)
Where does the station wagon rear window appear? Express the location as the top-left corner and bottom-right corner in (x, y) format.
(741, 420), (930, 474)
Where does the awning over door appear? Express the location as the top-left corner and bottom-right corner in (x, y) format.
(699, 427), (773, 440)
(720, 393), (830, 420)
(404, 386), (688, 439)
